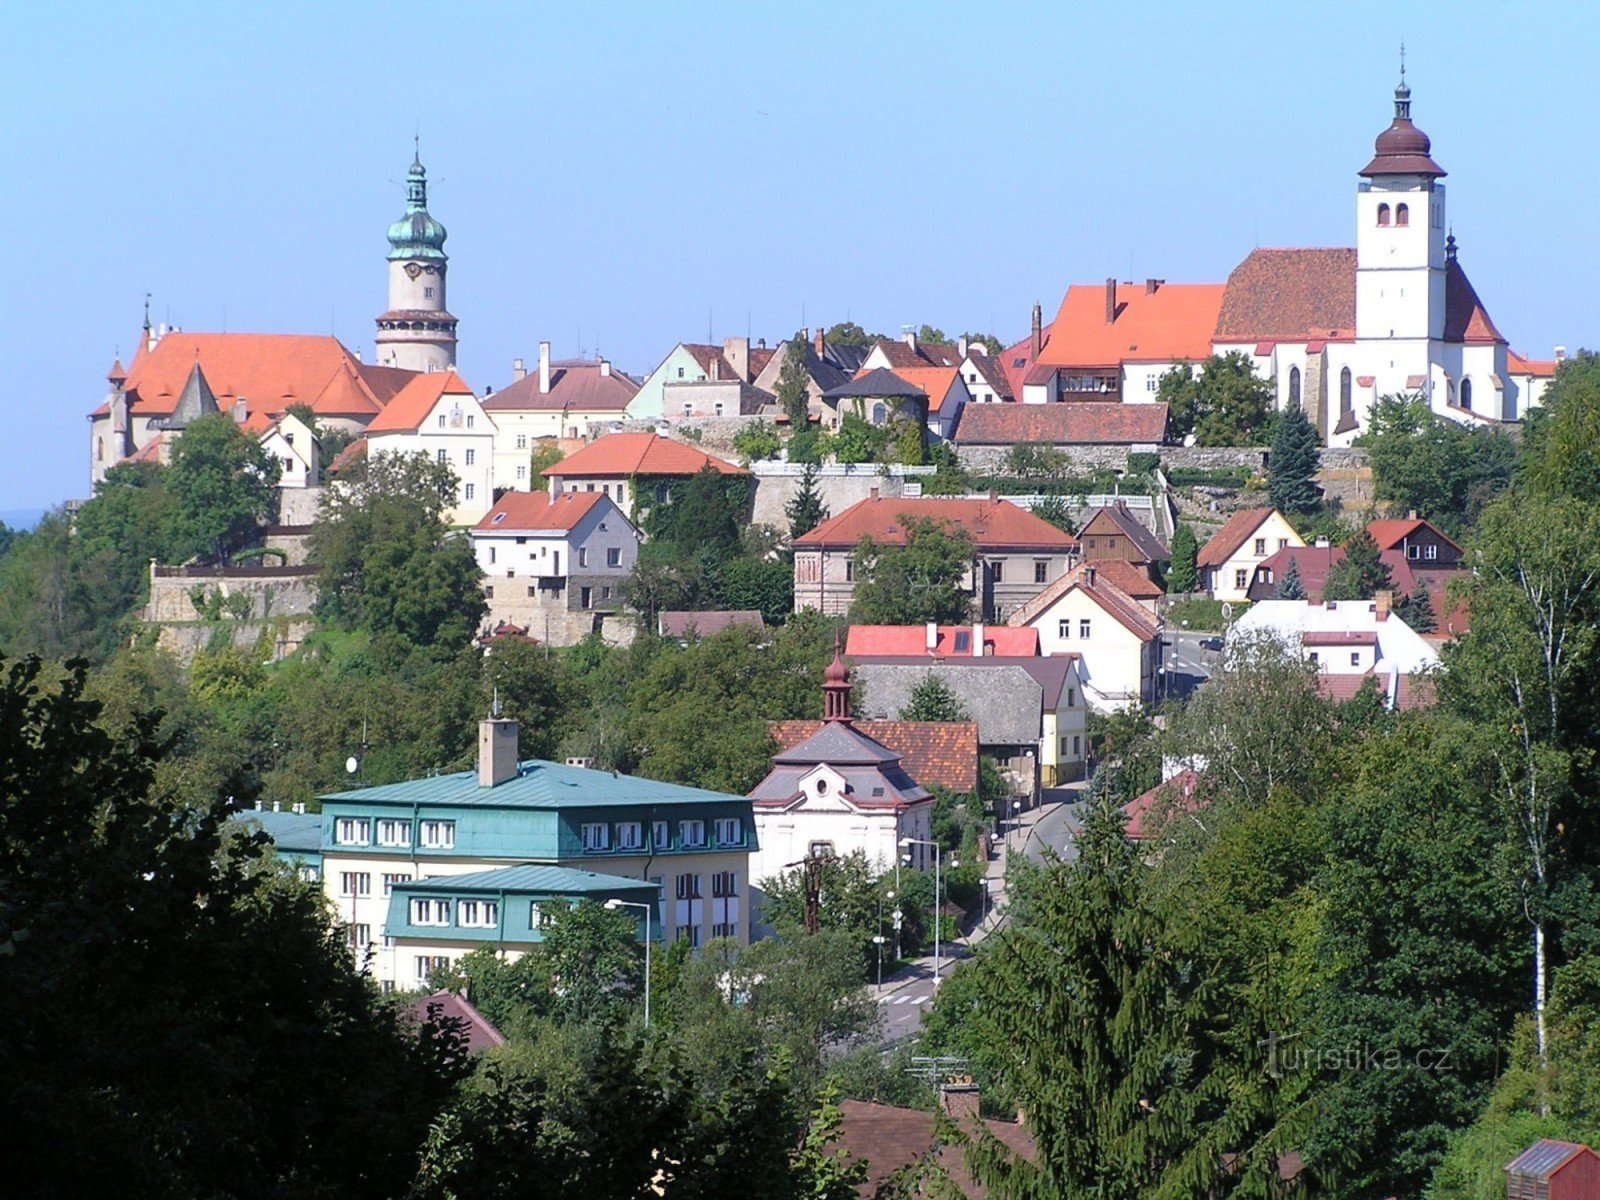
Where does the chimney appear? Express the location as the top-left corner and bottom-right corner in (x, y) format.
(548, 472), (561, 500)
(1315, 536), (1331, 549)
(1555, 345), (1568, 362)
(869, 485), (880, 500)
(958, 334), (970, 358)
(1105, 278), (1117, 324)
(599, 358), (611, 378)
(272, 801), (281, 812)
(709, 355), (721, 381)
(1145, 278), (1159, 295)
(1408, 509), (1418, 520)
(814, 326), (826, 357)
(926, 621), (939, 654)
(723, 336), (750, 382)
(538, 341), (552, 394)
(513, 357), (527, 382)
(233, 395), (248, 425)
(1375, 590), (1393, 619)
(940, 1077), (980, 1125)
(1086, 564), (1097, 588)
(903, 328), (918, 351)
(1030, 303), (1043, 359)
(478, 716), (520, 788)
(972, 622), (984, 657)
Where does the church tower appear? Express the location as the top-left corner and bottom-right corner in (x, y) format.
(1354, 61), (1448, 393)
(375, 146), (458, 372)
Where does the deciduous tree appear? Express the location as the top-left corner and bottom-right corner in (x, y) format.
(850, 519), (974, 626)
(168, 411), (281, 562)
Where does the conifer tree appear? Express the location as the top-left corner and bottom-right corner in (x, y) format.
(785, 462), (828, 545)
(1267, 399), (1323, 515)
(1275, 554), (1306, 600)
(1167, 523), (1199, 594)
(1323, 529), (1394, 600)
(1396, 576), (1437, 632)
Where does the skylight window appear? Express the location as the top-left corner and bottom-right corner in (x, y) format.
(953, 631), (971, 653)
(492, 512), (506, 524)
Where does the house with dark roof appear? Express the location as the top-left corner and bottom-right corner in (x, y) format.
(483, 341), (640, 486)
(747, 649), (938, 883)
(1077, 503), (1171, 578)
(820, 369), (930, 434)
(860, 332), (964, 372)
(1196, 507), (1306, 602)
(542, 432), (747, 520)
(792, 493), (1079, 621)
(235, 806), (324, 882)
(1505, 1138), (1600, 1200)
(1009, 562), (1163, 712)
(751, 329), (860, 425)
(658, 610), (767, 643)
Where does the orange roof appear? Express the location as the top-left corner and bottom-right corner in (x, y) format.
(794, 495), (1077, 552)
(1007, 561), (1161, 642)
(1123, 770), (1202, 841)
(768, 719), (978, 794)
(307, 359), (384, 417)
(1078, 557), (1164, 599)
(1366, 517), (1462, 556)
(543, 432), (746, 479)
(890, 365), (961, 405)
(117, 332), (403, 419)
(1196, 507), (1281, 568)
(1508, 350), (1558, 378)
(365, 371), (476, 434)
(473, 489), (614, 533)
(845, 624), (1040, 658)
(1037, 282), (1225, 369)
(239, 411), (276, 436)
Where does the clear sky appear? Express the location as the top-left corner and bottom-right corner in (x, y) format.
(4, 1), (1596, 511)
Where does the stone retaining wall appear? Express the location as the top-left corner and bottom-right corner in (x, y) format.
(145, 564), (319, 624)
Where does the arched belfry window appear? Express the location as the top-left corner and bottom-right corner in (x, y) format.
(1460, 378), (1473, 411)
(1288, 366), (1301, 408)
(1377, 203), (1391, 226)
(1340, 367), (1353, 415)
(1395, 203), (1410, 226)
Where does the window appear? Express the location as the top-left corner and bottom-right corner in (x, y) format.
(418, 820), (455, 850)
(410, 898), (451, 926)
(1146, 375), (1158, 392)
(466, 414), (474, 429)
(424, 286), (435, 299)
(844, 557), (855, 583)
(516, 465), (527, 481)
(607, 547), (621, 568)
(376, 818), (411, 848)
(1058, 619), (1071, 639)
(1395, 202), (1409, 226)
(678, 925), (702, 948)
(439, 415), (447, 429)
(347, 923), (372, 950)
(652, 820), (671, 850)
(1067, 687), (1077, 707)
(1309, 651), (1320, 665)
(382, 872), (412, 896)
(1340, 367), (1353, 415)
(298, 865), (320, 883)
(339, 871), (371, 897)
(680, 820), (706, 848)
(808, 840), (835, 857)
(1377, 202), (1391, 226)
(577, 548), (589, 568)
(580, 585), (593, 608)
(871, 401), (887, 424)
(436, 449), (447, 464)
(465, 449), (475, 465)
(953, 631), (971, 654)
(676, 873), (703, 899)
(1254, 538), (1266, 555)
(712, 871), (739, 897)
(617, 821), (643, 851)
(530, 902), (556, 930)
(1350, 652), (1361, 667)
(516, 434), (527, 449)
(1261, 569), (1274, 584)
(714, 817), (743, 846)
(1079, 619), (1091, 639)
(582, 822), (611, 852)
(992, 561), (1005, 584)
(1034, 560), (1049, 584)
(488, 546), (497, 565)
(1424, 544), (1438, 561)
(485, 585), (495, 598)
(1407, 544), (1421, 560)
(1278, 538), (1289, 551)
(1460, 378), (1473, 411)
(1288, 366), (1301, 407)
(414, 955), (449, 985)
(677, 367), (685, 378)
(714, 401), (725, 417)
(1060, 735), (1072, 756)
(464, 483), (475, 500)
(458, 900), (499, 928)
(335, 817), (370, 846)
(1234, 568), (1249, 590)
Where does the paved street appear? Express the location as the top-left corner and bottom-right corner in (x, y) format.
(1161, 630), (1222, 701)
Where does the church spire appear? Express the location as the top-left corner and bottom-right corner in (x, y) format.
(822, 638), (852, 723)
(1394, 44), (1411, 119)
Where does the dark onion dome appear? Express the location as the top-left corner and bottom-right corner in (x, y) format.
(1360, 74), (1446, 178)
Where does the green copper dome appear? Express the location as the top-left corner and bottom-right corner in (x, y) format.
(387, 152), (448, 261)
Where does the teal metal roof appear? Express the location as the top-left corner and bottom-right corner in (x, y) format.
(318, 759), (750, 811)
(235, 809), (323, 856)
(393, 864), (662, 896)
(387, 153), (447, 261)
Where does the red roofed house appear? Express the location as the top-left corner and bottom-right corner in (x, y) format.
(471, 489), (640, 647)
(1009, 562), (1163, 712)
(1197, 507), (1307, 602)
(1505, 1139), (1600, 1200)
(542, 432), (748, 520)
(1077, 503), (1171, 580)
(627, 337), (769, 421)
(846, 622), (1039, 660)
(365, 370), (496, 523)
(792, 492), (1079, 621)
(482, 341), (640, 488)
(1123, 769), (1203, 842)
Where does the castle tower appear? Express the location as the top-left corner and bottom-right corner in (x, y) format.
(375, 146), (458, 372)
(1354, 60), (1448, 387)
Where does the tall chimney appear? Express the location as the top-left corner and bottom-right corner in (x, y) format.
(958, 334), (970, 359)
(513, 357), (527, 382)
(1030, 303), (1042, 359)
(599, 358), (611, 378)
(233, 395), (248, 425)
(709, 355), (720, 381)
(538, 341), (551, 394)
(478, 717), (520, 788)
(814, 326), (826, 357)
(1375, 590), (1393, 619)
(926, 621), (939, 654)
(972, 622), (984, 657)
(1105, 278), (1117, 324)
(903, 328), (917, 351)
(1086, 564), (1097, 588)
(940, 1078), (980, 1125)
(723, 336), (750, 382)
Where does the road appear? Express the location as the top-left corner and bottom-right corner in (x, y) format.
(1160, 630), (1222, 701)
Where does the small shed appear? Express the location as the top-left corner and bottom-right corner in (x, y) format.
(1505, 1139), (1600, 1200)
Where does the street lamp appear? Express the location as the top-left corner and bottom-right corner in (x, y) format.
(900, 837), (944, 986)
(605, 898), (652, 1029)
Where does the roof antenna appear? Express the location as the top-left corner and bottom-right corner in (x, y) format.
(143, 292), (152, 332)
(491, 686), (502, 719)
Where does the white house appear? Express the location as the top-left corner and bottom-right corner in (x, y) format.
(364, 371), (496, 524)
(628, 339), (764, 421)
(1009, 563), (1163, 711)
(254, 410), (320, 489)
(1197, 507), (1306, 603)
(482, 342), (640, 488)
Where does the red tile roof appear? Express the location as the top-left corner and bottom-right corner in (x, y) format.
(832, 1098), (1033, 1199)
(1000, 324), (1051, 399)
(1196, 507), (1281, 568)
(543, 432), (746, 478)
(966, 351), (1014, 400)
(1124, 770), (1202, 841)
(1443, 258), (1505, 345)
(365, 370), (476, 434)
(473, 489), (611, 533)
(794, 495), (1077, 552)
(658, 610), (767, 638)
(1366, 517), (1462, 556)
(1302, 630), (1379, 647)
(1077, 557), (1164, 599)
(1037, 282), (1224, 369)
(410, 990), (505, 1054)
(1008, 561), (1161, 642)
(1508, 350), (1558, 378)
(768, 719), (979, 794)
(952, 401), (1168, 446)
(869, 339), (963, 369)
(680, 343), (743, 381)
(845, 624), (1040, 659)
(890, 365), (961, 407)
(1214, 248), (1357, 342)
(482, 360), (639, 413)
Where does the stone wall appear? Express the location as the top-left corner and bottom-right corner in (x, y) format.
(276, 486), (324, 526)
(153, 616), (317, 665)
(748, 462), (934, 530)
(589, 415), (770, 464)
(145, 564), (319, 623)
(264, 526), (314, 566)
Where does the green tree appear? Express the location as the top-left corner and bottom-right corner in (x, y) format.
(1031, 494), (1077, 536)
(791, 1085), (869, 1200)
(1396, 575), (1437, 632)
(734, 420), (782, 464)
(1275, 553), (1306, 599)
(898, 673), (969, 722)
(529, 440), (564, 479)
(1268, 399), (1324, 515)
(718, 555), (794, 625)
(831, 413), (887, 465)
(915, 324), (949, 346)
(1167, 522), (1199, 594)
(850, 518), (974, 626)
(480, 637), (578, 760)
(167, 412), (281, 562)
(644, 465), (746, 563)
(786, 462), (829, 544)
(1161, 353), (1273, 446)
(1519, 350), (1600, 502)
(824, 321), (879, 348)
(777, 337), (815, 431)
(960, 332), (1004, 355)
(1323, 528), (1395, 600)
(1358, 396), (1516, 533)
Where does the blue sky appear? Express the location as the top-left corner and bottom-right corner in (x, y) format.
(4, 1), (1596, 510)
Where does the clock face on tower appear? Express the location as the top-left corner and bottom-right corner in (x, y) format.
(404, 262), (423, 279)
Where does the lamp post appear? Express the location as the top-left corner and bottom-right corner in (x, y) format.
(900, 837), (943, 986)
(605, 898), (652, 1029)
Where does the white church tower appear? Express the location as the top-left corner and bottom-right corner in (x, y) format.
(1353, 61), (1448, 400)
(375, 146), (458, 372)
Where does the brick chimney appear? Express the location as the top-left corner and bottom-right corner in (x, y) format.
(538, 341), (551, 395)
(903, 328), (918, 351)
(1030, 303), (1042, 359)
(1105, 278), (1117, 324)
(940, 1077), (980, 1124)
(513, 357), (527, 382)
(1375, 590), (1393, 619)
(814, 326), (826, 357)
(478, 716), (520, 788)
